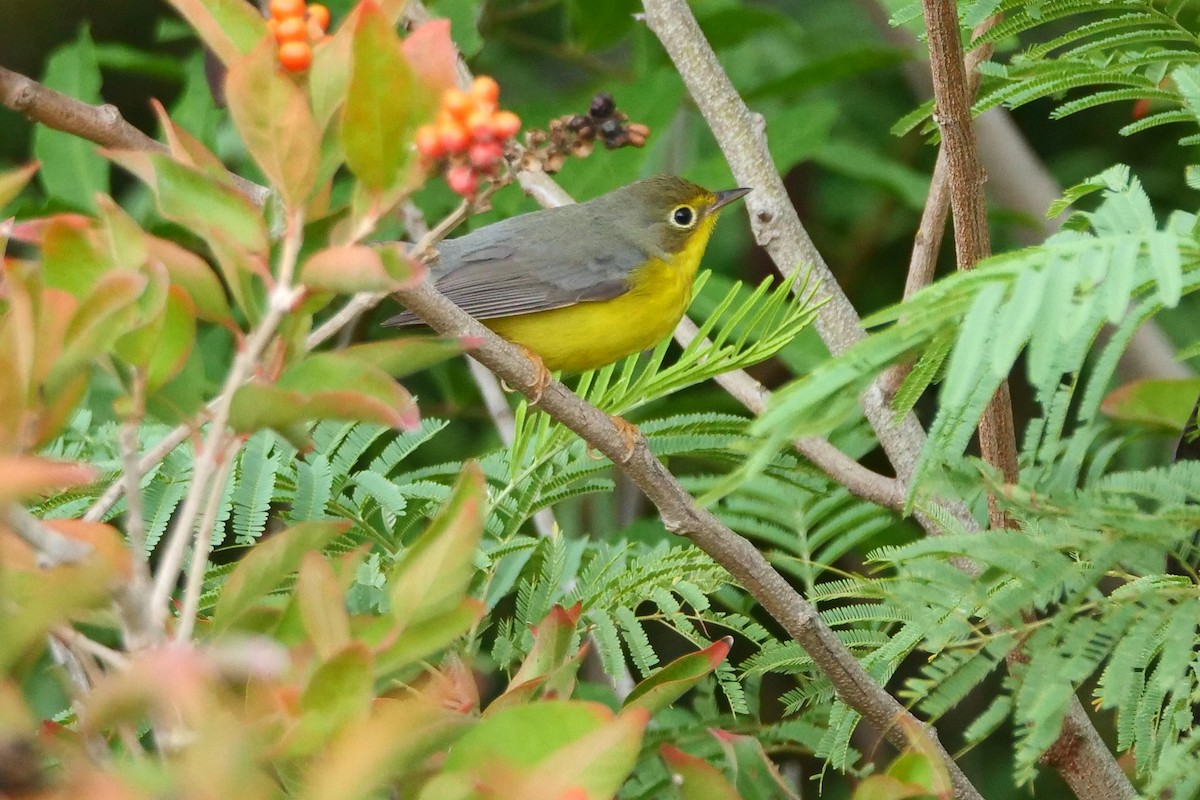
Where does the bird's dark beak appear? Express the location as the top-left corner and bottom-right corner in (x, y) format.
(711, 187), (752, 212)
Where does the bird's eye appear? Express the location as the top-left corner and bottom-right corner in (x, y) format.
(671, 205), (696, 228)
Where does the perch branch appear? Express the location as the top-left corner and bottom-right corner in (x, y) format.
(391, 274), (983, 800)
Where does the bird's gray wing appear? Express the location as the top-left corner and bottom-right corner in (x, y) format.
(384, 210), (644, 326)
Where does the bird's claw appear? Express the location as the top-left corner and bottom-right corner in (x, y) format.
(500, 347), (552, 405)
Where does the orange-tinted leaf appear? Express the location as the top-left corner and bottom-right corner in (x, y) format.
(623, 637), (732, 715)
(0, 162), (39, 209)
(660, 745), (742, 800)
(226, 39), (320, 209)
(402, 19), (459, 94)
(341, 2), (432, 192)
(164, 0), (264, 64)
(300, 693), (468, 800)
(146, 236), (232, 322)
(48, 270), (147, 396)
(0, 456), (96, 502)
(94, 195), (149, 271)
(44, 519), (130, 578)
(213, 520), (350, 633)
(1101, 378), (1200, 430)
(297, 551), (351, 659)
(389, 463), (485, 631)
(300, 245), (406, 294)
(150, 98), (229, 180)
(516, 707), (648, 799)
(287, 643), (375, 756)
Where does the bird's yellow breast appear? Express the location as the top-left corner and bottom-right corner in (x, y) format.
(484, 215), (718, 373)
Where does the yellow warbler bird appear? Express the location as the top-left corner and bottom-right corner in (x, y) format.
(385, 175), (750, 374)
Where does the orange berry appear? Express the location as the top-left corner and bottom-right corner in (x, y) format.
(469, 140), (503, 171)
(415, 125), (443, 159)
(470, 76), (500, 105)
(306, 3), (330, 30)
(465, 110), (494, 141)
(267, 18), (279, 36)
(274, 16), (307, 43)
(438, 122), (470, 154)
(269, 0), (305, 21)
(446, 165), (478, 197)
(278, 41), (313, 72)
(442, 89), (474, 121)
(489, 110), (521, 140)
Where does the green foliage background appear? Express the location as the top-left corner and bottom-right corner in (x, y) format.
(5, 0), (1200, 798)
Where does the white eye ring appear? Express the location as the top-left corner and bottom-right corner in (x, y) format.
(670, 205), (696, 228)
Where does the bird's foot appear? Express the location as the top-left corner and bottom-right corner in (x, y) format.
(588, 415), (640, 463)
(500, 346), (552, 405)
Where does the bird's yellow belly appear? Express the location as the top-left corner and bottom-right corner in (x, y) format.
(485, 257), (693, 374)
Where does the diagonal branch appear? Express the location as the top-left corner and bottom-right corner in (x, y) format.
(390, 274), (984, 800)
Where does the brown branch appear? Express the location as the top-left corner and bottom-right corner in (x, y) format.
(921, 0), (1020, 526)
(390, 275), (983, 800)
(0, 65), (267, 205)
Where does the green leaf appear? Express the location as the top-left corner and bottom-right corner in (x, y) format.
(374, 598), (485, 675)
(106, 149), (269, 254)
(341, 2), (432, 192)
(225, 38), (320, 208)
(336, 336), (475, 379)
(212, 520), (349, 633)
(389, 463), (486, 631)
(146, 235), (233, 323)
(624, 637), (732, 715)
(35, 26), (108, 211)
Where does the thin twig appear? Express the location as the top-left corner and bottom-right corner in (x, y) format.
(175, 437), (241, 641)
(673, 318), (906, 511)
(149, 210), (306, 625)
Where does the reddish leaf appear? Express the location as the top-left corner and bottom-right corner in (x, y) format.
(508, 604), (582, 689)
(623, 637), (732, 715)
(212, 520), (350, 633)
(163, 0), (264, 64)
(279, 352), (420, 428)
(402, 19), (459, 94)
(94, 195), (149, 272)
(0, 456), (96, 502)
(0, 162), (39, 209)
(341, 2), (433, 192)
(225, 39), (320, 209)
(300, 245), (407, 294)
(48, 270), (148, 396)
(660, 746), (743, 800)
(300, 692), (467, 800)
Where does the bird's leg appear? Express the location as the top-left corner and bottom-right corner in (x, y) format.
(588, 415), (640, 462)
(610, 415), (639, 463)
(500, 346), (552, 405)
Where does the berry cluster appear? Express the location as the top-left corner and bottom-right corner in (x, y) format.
(415, 77), (522, 198)
(522, 92), (650, 174)
(267, 0), (330, 73)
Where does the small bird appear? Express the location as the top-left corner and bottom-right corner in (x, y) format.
(385, 175), (750, 375)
